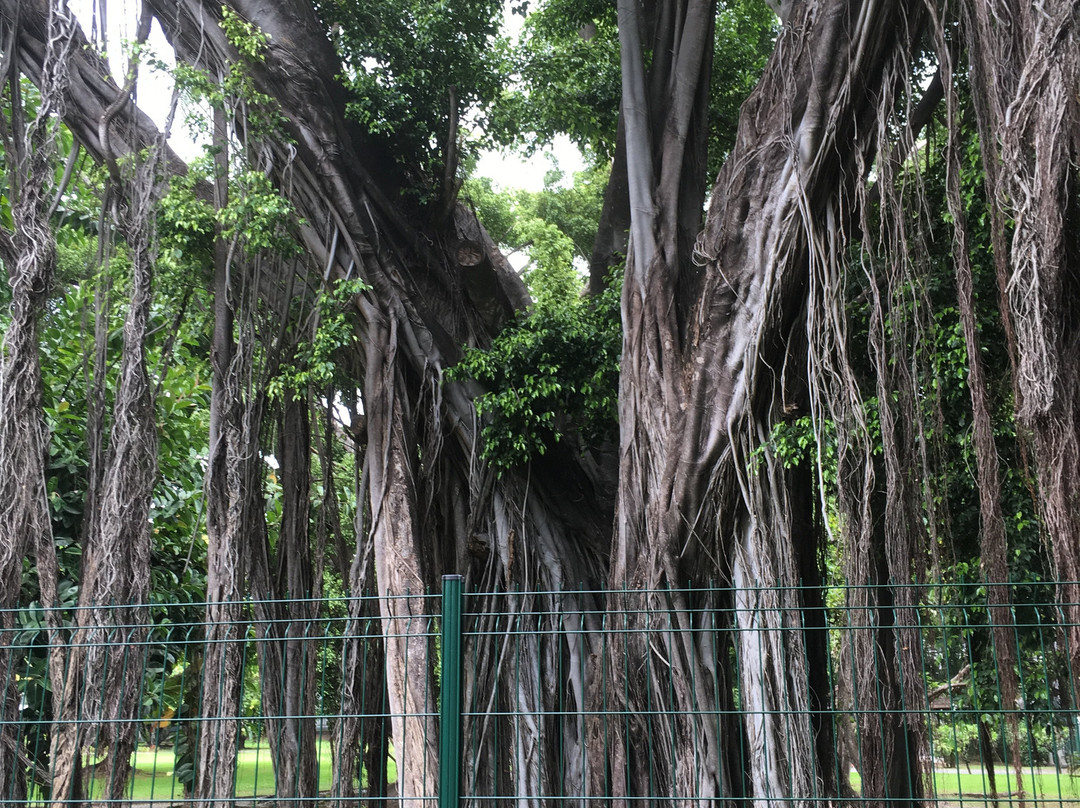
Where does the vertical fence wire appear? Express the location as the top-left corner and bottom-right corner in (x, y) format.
(439, 575), (462, 808)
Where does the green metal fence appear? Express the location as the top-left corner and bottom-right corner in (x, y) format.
(2, 579), (1079, 806)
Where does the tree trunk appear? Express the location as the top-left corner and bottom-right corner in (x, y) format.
(364, 311), (440, 804)
(588, 113), (630, 295)
(249, 391), (321, 806)
(55, 85), (165, 806)
(964, 0), (1080, 685)
(606, 0), (930, 803)
(332, 556), (390, 800)
(0, 5), (75, 803)
(936, 31), (1026, 801)
(330, 388), (371, 798)
(140, 6), (615, 804)
(195, 104), (246, 808)
(0, 116), (53, 808)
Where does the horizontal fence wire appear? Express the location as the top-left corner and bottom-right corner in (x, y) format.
(0, 582), (1078, 807)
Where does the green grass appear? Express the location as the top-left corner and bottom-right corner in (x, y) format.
(77, 740), (397, 800)
(71, 752), (1080, 802)
(932, 768), (1080, 800)
(850, 767), (1080, 801)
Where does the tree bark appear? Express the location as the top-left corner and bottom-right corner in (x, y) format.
(935, 28), (1026, 801)
(194, 103), (246, 808)
(964, 0), (1080, 685)
(332, 548), (390, 800)
(364, 309), (440, 804)
(53, 42), (166, 798)
(0, 5), (75, 803)
(606, 0), (929, 803)
(249, 391), (321, 806)
(140, 4), (615, 803)
(330, 389), (383, 799)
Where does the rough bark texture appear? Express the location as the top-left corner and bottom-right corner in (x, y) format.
(329, 391), (386, 800)
(934, 21), (1026, 800)
(50, 54), (167, 799)
(12, 2), (608, 800)
(598, 7), (724, 803)
(363, 310), (440, 803)
(964, 0), (1080, 683)
(248, 391), (321, 806)
(606, 1), (928, 803)
(193, 102), (258, 808)
(0, 4), (73, 802)
(50, 203), (160, 805)
(331, 536), (390, 801)
(139, 4), (614, 804)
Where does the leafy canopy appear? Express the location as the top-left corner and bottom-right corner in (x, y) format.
(492, 0), (621, 159)
(317, 0), (511, 187)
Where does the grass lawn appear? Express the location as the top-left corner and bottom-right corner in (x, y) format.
(77, 752), (1080, 803)
(80, 740), (396, 800)
(932, 768), (1080, 800)
(851, 767), (1080, 801)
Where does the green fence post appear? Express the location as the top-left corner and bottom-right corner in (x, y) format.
(440, 574), (463, 808)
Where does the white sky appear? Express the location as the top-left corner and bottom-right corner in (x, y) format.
(66, 0), (585, 191)
(476, 137), (586, 192)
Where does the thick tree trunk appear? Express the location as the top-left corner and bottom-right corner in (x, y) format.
(607, 0), (929, 803)
(597, 6), (724, 803)
(364, 311), (440, 804)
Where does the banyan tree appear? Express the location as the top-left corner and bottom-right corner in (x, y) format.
(1, 0), (1079, 804)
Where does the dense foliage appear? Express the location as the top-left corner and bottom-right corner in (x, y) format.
(450, 276), (620, 471)
(317, 0), (510, 189)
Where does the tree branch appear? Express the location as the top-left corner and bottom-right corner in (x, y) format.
(437, 84), (460, 224)
(7, 0), (190, 181)
(617, 0), (657, 281)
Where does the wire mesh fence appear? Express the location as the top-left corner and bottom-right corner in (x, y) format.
(1, 580), (1078, 807)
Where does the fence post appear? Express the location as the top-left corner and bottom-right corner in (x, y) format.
(439, 574), (463, 808)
